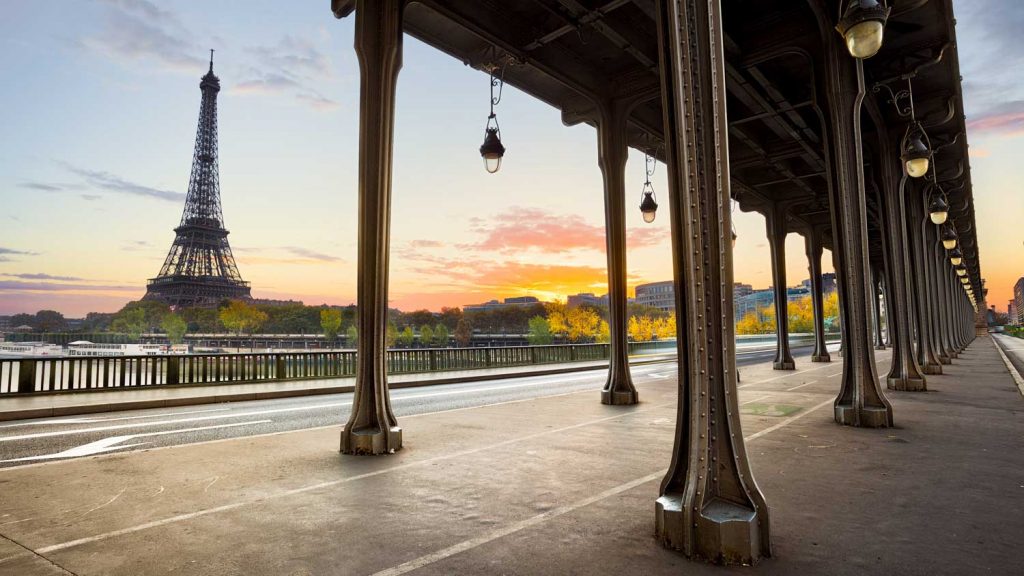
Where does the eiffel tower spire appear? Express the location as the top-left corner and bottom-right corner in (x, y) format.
(144, 52), (251, 308)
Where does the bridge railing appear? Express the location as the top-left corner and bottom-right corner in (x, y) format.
(0, 340), (682, 396)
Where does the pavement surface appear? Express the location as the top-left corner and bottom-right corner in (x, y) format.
(0, 337), (1020, 576)
(0, 344), (823, 467)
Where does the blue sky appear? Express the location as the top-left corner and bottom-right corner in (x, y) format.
(0, 0), (1021, 316)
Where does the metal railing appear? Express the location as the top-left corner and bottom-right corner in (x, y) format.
(0, 340), (678, 395)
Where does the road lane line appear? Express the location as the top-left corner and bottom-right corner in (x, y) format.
(786, 380), (818, 391)
(369, 397), (836, 576)
(1, 420), (274, 463)
(0, 408), (233, 428)
(32, 402), (678, 556)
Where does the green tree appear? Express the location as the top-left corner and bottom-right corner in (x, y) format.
(386, 322), (398, 348)
(320, 309), (343, 342)
(433, 323), (449, 347)
(111, 307), (146, 341)
(419, 324), (434, 348)
(34, 310), (67, 332)
(345, 325), (358, 348)
(160, 313), (188, 345)
(454, 318), (473, 347)
(397, 326), (415, 347)
(527, 316), (553, 345)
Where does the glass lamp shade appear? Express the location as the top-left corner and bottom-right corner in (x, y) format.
(479, 127), (505, 174)
(836, 0), (890, 59)
(949, 248), (963, 266)
(956, 267), (967, 277)
(960, 277), (969, 284)
(639, 191), (658, 224)
(905, 157), (930, 178)
(942, 238), (957, 250)
(928, 194), (949, 225)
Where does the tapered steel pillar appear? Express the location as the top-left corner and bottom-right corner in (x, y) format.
(935, 252), (957, 359)
(821, 45), (892, 428)
(805, 227), (831, 362)
(907, 187), (942, 375)
(340, 0), (403, 455)
(653, 0), (770, 564)
(880, 155), (925, 391)
(766, 205), (795, 370)
(925, 224), (951, 365)
(871, 268), (886, 350)
(598, 99), (638, 406)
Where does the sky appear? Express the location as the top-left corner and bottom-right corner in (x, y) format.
(0, 0), (1020, 317)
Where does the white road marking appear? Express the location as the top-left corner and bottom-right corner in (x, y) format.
(0, 407), (233, 428)
(786, 379), (818, 391)
(370, 397), (836, 576)
(0, 420), (273, 463)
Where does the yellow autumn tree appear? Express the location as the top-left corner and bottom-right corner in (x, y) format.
(566, 306), (600, 342)
(596, 320), (610, 343)
(628, 315), (657, 342)
(655, 313), (676, 339)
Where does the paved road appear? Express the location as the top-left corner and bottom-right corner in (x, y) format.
(0, 343), (834, 468)
(992, 333), (1024, 379)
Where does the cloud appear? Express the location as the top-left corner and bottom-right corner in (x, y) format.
(2, 273), (85, 281)
(409, 240), (444, 248)
(233, 245), (343, 265)
(463, 207), (667, 254)
(294, 92), (340, 111)
(0, 280), (137, 292)
(19, 182), (67, 192)
(59, 163), (184, 202)
(81, 0), (203, 72)
(0, 247), (39, 257)
(965, 100), (1024, 136)
(283, 247), (342, 262)
(969, 147), (991, 159)
(235, 36), (338, 111)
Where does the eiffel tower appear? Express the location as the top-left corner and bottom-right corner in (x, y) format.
(144, 51), (251, 308)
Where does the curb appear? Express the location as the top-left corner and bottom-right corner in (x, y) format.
(0, 356), (675, 422)
(990, 334), (1024, 398)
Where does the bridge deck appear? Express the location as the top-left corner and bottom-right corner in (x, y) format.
(0, 338), (1020, 575)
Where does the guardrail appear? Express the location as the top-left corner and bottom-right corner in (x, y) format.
(0, 335), (839, 396)
(0, 340), (679, 395)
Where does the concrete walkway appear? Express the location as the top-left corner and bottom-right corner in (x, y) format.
(0, 338), (1021, 575)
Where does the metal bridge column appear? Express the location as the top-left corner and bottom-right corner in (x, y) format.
(766, 204), (795, 370)
(340, 0), (403, 455)
(805, 227), (831, 362)
(653, 0), (770, 564)
(598, 99), (638, 405)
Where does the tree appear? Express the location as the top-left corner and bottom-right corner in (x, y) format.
(566, 306), (600, 342)
(454, 318), (473, 347)
(397, 326), (415, 348)
(386, 322), (398, 348)
(160, 313), (188, 345)
(527, 316), (553, 345)
(628, 315), (658, 342)
(433, 323), (449, 347)
(345, 325), (358, 348)
(111, 307), (147, 341)
(596, 320), (610, 344)
(34, 310), (67, 332)
(320, 309), (343, 342)
(419, 324), (434, 347)
(219, 300), (268, 336)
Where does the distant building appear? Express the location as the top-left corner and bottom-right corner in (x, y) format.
(734, 283), (753, 299)
(635, 281), (675, 313)
(464, 296), (542, 312)
(0, 316), (10, 332)
(1015, 278), (1024, 325)
(734, 286), (812, 322)
(567, 293), (608, 308)
(799, 273), (836, 294)
(1009, 300), (1018, 326)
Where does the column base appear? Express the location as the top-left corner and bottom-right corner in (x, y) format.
(921, 363), (942, 375)
(340, 426), (402, 455)
(948, 351), (958, 359)
(834, 404), (892, 428)
(656, 495), (766, 565)
(874, 345), (887, 351)
(772, 360), (795, 370)
(886, 376), (927, 392)
(601, 389), (638, 405)
(938, 354), (951, 365)
(811, 354), (831, 363)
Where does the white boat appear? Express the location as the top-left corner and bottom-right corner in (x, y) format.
(0, 342), (65, 357)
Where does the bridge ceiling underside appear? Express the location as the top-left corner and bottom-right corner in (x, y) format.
(332, 0), (980, 287)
